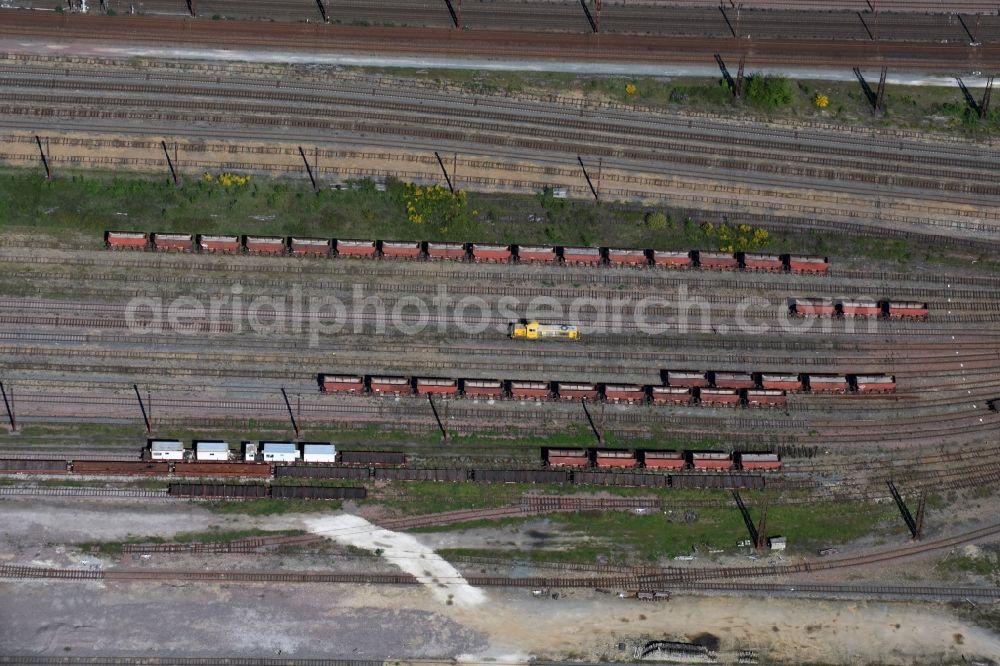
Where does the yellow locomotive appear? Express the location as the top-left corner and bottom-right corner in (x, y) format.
(508, 320), (580, 341)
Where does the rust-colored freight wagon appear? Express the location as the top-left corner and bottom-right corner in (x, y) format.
(369, 376), (410, 396)
(853, 374), (896, 394)
(757, 373), (803, 392)
(665, 371), (709, 388)
(699, 389), (741, 406)
(469, 243), (512, 263)
(741, 253), (783, 272)
(698, 251), (739, 270)
(152, 233), (194, 252)
(650, 250), (693, 269)
(739, 452), (782, 471)
(642, 450), (686, 470)
(290, 237), (331, 257)
(840, 300), (880, 317)
(808, 374), (849, 393)
(380, 240), (423, 259)
(320, 374), (365, 394)
(746, 389), (787, 408)
(461, 379), (505, 399)
(606, 248), (648, 267)
(415, 378), (459, 396)
(885, 301), (929, 319)
(791, 298), (836, 317)
(691, 451), (734, 470)
(786, 255), (829, 274)
(594, 450), (638, 468)
(516, 245), (558, 263)
(556, 382), (600, 401)
(510, 381), (551, 400)
(561, 246), (603, 266)
(336, 239), (377, 258)
(650, 386), (692, 405)
(105, 231), (148, 250)
(547, 448), (590, 467)
(244, 235), (286, 255)
(198, 234), (240, 253)
(604, 384), (648, 403)
(711, 372), (755, 389)
(426, 242), (468, 261)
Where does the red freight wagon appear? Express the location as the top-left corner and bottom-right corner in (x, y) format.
(666, 371), (709, 388)
(461, 379), (505, 399)
(604, 384), (647, 403)
(758, 373), (803, 392)
(594, 450), (638, 468)
(746, 389), (787, 408)
(426, 242), (467, 261)
(642, 450), (686, 470)
(651, 250), (693, 269)
(198, 234), (240, 253)
(607, 248), (648, 266)
(517, 245), (558, 263)
(651, 387), (692, 405)
(510, 381), (551, 400)
(699, 251), (739, 270)
(547, 448), (589, 467)
(336, 239), (377, 258)
(787, 255), (829, 274)
(321, 374), (364, 394)
(561, 247), (603, 266)
(152, 233), (194, 252)
(740, 452), (782, 471)
(840, 300), (880, 317)
(381, 241), (423, 259)
(691, 451), (734, 471)
(370, 376), (410, 396)
(792, 298), (836, 317)
(853, 374), (896, 394)
(244, 235), (286, 255)
(699, 389), (741, 406)
(555, 382), (600, 401)
(415, 378), (459, 396)
(741, 253), (783, 272)
(808, 374), (849, 393)
(711, 372), (755, 389)
(290, 237), (331, 256)
(469, 243), (512, 263)
(886, 301), (929, 319)
(106, 231), (148, 250)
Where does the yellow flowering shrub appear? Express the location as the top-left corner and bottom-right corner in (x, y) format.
(813, 93), (830, 109)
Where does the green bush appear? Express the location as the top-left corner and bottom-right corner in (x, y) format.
(744, 74), (793, 110)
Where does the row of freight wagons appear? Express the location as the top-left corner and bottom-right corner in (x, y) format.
(149, 439), (405, 465)
(544, 449), (781, 471)
(663, 371), (896, 394)
(790, 298), (929, 319)
(104, 232), (827, 273)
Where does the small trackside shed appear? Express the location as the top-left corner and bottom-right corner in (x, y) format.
(370, 376), (410, 396)
(320, 374), (364, 394)
(606, 248), (648, 266)
(290, 237), (331, 256)
(650, 250), (693, 269)
(604, 384), (648, 403)
(152, 233), (194, 252)
(711, 372), (755, 389)
(555, 382), (600, 401)
(650, 386), (692, 405)
(691, 451), (734, 470)
(244, 235), (286, 255)
(461, 379), (505, 399)
(198, 235), (240, 253)
(642, 450), (686, 469)
(740, 452), (782, 471)
(469, 243), (512, 263)
(516, 245), (558, 263)
(426, 242), (468, 261)
(335, 239), (377, 258)
(106, 231), (148, 250)
(786, 255), (829, 274)
(746, 389), (787, 408)
(150, 439), (184, 461)
(262, 442), (300, 462)
(699, 388), (741, 406)
(758, 373), (803, 392)
(666, 371), (709, 388)
(546, 448), (589, 467)
(808, 374), (849, 393)
(561, 246), (603, 266)
(594, 450), (638, 468)
(303, 443), (338, 463)
(380, 240), (423, 259)
(195, 440), (230, 461)
(415, 378), (459, 396)
(698, 251), (739, 270)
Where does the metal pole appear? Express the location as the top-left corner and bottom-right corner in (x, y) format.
(35, 136), (51, 181)
(581, 399), (602, 444)
(577, 156), (599, 202)
(161, 140), (179, 187)
(0, 381), (16, 431)
(133, 383), (151, 434)
(428, 394), (449, 442)
(435, 151), (455, 193)
(299, 146), (318, 191)
(281, 388), (301, 438)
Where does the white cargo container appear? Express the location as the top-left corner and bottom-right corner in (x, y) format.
(262, 442), (300, 462)
(302, 443), (337, 463)
(195, 440), (230, 461)
(150, 439), (184, 461)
